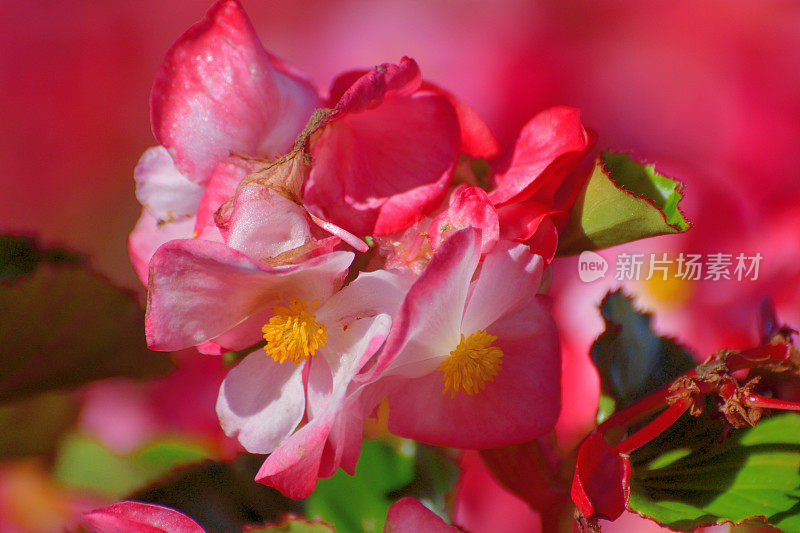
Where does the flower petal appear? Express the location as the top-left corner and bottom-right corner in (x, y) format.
(222, 184), (313, 260)
(151, 0), (319, 184)
(83, 501), (204, 533)
(384, 497), (460, 533)
(257, 314), (391, 498)
(489, 106), (593, 206)
(128, 209), (196, 284)
(305, 60), (460, 236)
(387, 294), (560, 448)
(367, 228), (481, 382)
(461, 240), (544, 334)
(429, 185), (499, 255)
(134, 146), (204, 224)
(145, 239), (352, 351)
(216, 350), (305, 453)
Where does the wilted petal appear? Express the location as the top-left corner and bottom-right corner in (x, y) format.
(222, 184), (313, 261)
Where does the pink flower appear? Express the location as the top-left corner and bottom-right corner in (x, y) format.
(145, 234), (415, 497)
(369, 228), (561, 448)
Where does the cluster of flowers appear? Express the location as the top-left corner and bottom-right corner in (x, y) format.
(131, 0), (595, 499)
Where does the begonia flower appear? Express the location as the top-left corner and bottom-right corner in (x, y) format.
(369, 228), (561, 449)
(145, 236), (414, 496)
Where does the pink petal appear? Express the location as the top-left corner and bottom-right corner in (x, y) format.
(365, 228), (481, 382)
(83, 501), (203, 533)
(387, 295), (560, 449)
(134, 146), (204, 224)
(194, 157), (249, 238)
(257, 314), (391, 498)
(216, 350), (305, 453)
(222, 184), (313, 260)
(145, 239), (352, 351)
(496, 202), (562, 264)
(151, 0), (319, 184)
(489, 106), (593, 206)
(327, 57), (422, 116)
(461, 240), (544, 334)
(305, 61), (460, 236)
(384, 497), (459, 533)
(128, 208), (196, 285)
(429, 185), (499, 254)
(421, 81), (500, 159)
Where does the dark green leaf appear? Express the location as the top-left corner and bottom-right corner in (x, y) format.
(306, 439), (416, 533)
(0, 234), (83, 283)
(629, 412), (800, 531)
(591, 290), (696, 413)
(0, 390), (78, 458)
(557, 153), (690, 255)
(0, 262), (172, 402)
(131, 453), (302, 533)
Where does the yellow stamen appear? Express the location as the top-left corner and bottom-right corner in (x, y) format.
(438, 330), (503, 398)
(262, 297), (327, 364)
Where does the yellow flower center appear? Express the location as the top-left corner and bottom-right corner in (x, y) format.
(262, 298), (327, 364)
(438, 330), (503, 398)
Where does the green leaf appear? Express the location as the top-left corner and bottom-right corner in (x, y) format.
(53, 433), (210, 499)
(0, 257), (173, 403)
(629, 412), (800, 531)
(0, 390), (78, 458)
(306, 439), (416, 533)
(246, 517), (334, 532)
(590, 290), (696, 412)
(131, 453), (302, 533)
(557, 152), (690, 255)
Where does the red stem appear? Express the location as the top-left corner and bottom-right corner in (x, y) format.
(596, 371), (696, 436)
(612, 398), (692, 455)
(746, 394), (800, 411)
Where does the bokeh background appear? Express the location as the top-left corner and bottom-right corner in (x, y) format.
(2, 1), (799, 531)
